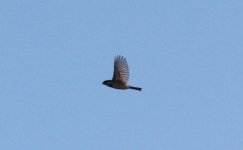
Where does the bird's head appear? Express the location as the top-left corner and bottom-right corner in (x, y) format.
(103, 80), (112, 87)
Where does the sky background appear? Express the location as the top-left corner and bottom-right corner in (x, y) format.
(0, 0), (242, 150)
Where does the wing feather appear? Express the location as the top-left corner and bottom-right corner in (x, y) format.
(112, 55), (129, 84)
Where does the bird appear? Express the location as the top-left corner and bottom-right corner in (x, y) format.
(103, 55), (142, 91)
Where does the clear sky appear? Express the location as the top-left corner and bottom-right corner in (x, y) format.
(0, 0), (242, 150)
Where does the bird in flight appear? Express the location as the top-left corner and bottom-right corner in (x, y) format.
(103, 55), (142, 91)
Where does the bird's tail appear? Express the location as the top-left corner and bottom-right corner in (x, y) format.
(129, 86), (142, 91)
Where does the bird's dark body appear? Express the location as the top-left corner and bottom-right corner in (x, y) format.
(102, 55), (142, 91)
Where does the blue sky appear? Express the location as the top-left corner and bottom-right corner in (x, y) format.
(0, 0), (242, 150)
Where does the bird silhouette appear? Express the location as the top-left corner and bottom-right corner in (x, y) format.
(103, 55), (142, 91)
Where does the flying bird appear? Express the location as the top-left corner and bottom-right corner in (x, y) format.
(103, 55), (142, 91)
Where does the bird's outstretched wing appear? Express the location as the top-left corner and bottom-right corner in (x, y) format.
(112, 55), (129, 84)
